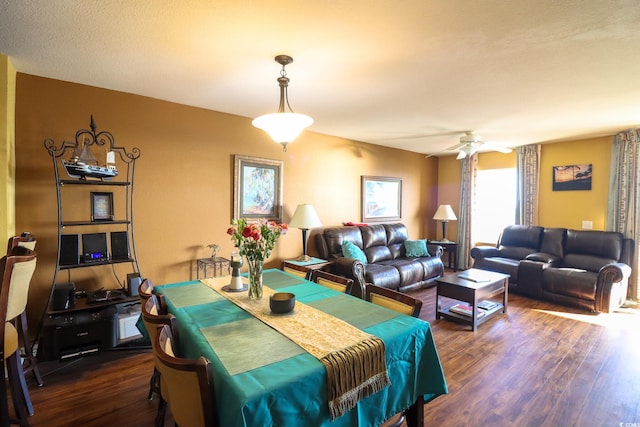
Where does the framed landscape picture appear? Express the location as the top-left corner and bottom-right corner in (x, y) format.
(233, 155), (283, 222)
(552, 164), (592, 191)
(361, 176), (402, 222)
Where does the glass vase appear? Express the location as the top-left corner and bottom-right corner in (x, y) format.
(247, 258), (264, 299)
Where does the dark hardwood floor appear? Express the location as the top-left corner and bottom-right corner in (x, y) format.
(12, 284), (640, 426)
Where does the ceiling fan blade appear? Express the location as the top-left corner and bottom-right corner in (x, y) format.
(424, 142), (466, 158)
(482, 142), (513, 154)
(446, 142), (466, 151)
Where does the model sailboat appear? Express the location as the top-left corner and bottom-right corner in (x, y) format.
(62, 137), (118, 179)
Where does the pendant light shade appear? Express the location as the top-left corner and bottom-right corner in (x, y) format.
(252, 55), (313, 151)
(252, 112), (313, 145)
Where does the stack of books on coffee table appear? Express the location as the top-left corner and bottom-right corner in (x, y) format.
(449, 300), (501, 317)
(449, 303), (484, 317)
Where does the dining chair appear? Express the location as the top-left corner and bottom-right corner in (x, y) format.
(365, 283), (423, 427)
(365, 284), (423, 318)
(153, 324), (217, 427)
(137, 278), (154, 302)
(281, 261), (311, 280)
(6, 236), (43, 396)
(310, 269), (354, 295)
(141, 294), (176, 404)
(1, 252), (37, 427)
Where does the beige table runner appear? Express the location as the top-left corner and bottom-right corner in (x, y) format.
(201, 277), (390, 420)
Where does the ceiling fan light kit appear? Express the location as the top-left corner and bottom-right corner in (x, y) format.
(252, 55), (313, 152)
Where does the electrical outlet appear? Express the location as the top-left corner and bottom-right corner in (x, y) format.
(582, 220), (593, 229)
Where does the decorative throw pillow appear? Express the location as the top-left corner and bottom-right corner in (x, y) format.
(404, 239), (430, 257)
(342, 240), (368, 264)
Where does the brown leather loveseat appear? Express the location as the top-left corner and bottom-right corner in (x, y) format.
(470, 225), (633, 313)
(315, 223), (444, 298)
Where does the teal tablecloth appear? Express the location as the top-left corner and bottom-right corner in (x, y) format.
(156, 269), (448, 427)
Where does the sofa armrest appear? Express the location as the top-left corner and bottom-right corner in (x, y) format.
(595, 262), (632, 313)
(525, 252), (561, 266)
(330, 257), (367, 299)
(427, 244), (444, 258)
(470, 246), (500, 259)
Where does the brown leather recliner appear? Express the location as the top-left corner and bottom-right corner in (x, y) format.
(471, 225), (633, 313)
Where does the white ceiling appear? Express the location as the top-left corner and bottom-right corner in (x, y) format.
(1, 1), (639, 156)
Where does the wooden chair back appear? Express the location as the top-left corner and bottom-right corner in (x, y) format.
(138, 278), (154, 301)
(141, 294), (176, 350)
(281, 261), (311, 280)
(1, 253), (37, 323)
(310, 270), (354, 295)
(154, 324), (217, 427)
(365, 284), (422, 318)
(0, 252), (37, 426)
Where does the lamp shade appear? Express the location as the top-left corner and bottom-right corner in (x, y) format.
(289, 204), (322, 229)
(433, 205), (457, 221)
(252, 112), (313, 144)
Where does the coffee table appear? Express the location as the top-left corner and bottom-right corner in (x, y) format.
(435, 268), (510, 331)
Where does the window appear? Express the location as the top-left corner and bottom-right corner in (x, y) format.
(474, 168), (517, 244)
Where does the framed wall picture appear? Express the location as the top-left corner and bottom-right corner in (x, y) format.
(552, 164), (592, 191)
(233, 155), (283, 222)
(90, 192), (114, 221)
(361, 176), (402, 222)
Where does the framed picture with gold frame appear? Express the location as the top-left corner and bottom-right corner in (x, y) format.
(233, 155), (283, 222)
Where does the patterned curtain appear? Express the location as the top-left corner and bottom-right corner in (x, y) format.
(607, 128), (640, 301)
(456, 154), (478, 270)
(515, 144), (541, 225)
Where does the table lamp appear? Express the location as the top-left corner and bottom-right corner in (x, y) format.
(229, 251), (244, 290)
(289, 204), (322, 262)
(432, 204), (457, 242)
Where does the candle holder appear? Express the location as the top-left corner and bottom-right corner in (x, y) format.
(224, 251), (247, 292)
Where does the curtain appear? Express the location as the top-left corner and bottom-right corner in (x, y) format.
(515, 144), (541, 225)
(607, 128), (640, 301)
(456, 154), (478, 270)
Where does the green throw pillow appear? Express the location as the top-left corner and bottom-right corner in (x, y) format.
(404, 239), (430, 257)
(342, 240), (367, 264)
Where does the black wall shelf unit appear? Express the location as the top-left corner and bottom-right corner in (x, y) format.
(39, 116), (143, 360)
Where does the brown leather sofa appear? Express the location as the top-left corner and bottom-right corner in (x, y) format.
(315, 223), (444, 298)
(470, 225), (633, 313)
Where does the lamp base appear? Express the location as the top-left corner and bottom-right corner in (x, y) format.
(296, 254), (312, 262)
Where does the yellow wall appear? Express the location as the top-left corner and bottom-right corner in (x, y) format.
(1, 54), (16, 244)
(14, 74), (439, 325)
(539, 137), (611, 230)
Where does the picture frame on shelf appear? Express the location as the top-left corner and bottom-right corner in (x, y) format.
(90, 192), (114, 221)
(361, 175), (402, 222)
(233, 155), (283, 222)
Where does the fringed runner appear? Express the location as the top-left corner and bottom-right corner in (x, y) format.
(202, 277), (391, 420)
(322, 337), (390, 419)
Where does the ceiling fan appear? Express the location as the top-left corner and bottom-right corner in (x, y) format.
(426, 131), (512, 159)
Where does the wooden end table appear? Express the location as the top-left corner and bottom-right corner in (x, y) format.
(281, 257), (333, 274)
(428, 240), (458, 271)
(435, 268), (509, 331)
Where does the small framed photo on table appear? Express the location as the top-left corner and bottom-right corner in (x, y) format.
(91, 192), (114, 221)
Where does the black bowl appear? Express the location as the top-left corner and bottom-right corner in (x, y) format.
(270, 292), (295, 314)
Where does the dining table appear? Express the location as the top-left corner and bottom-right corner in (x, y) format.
(155, 269), (447, 427)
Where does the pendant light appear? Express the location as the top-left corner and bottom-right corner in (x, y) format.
(252, 55), (313, 151)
